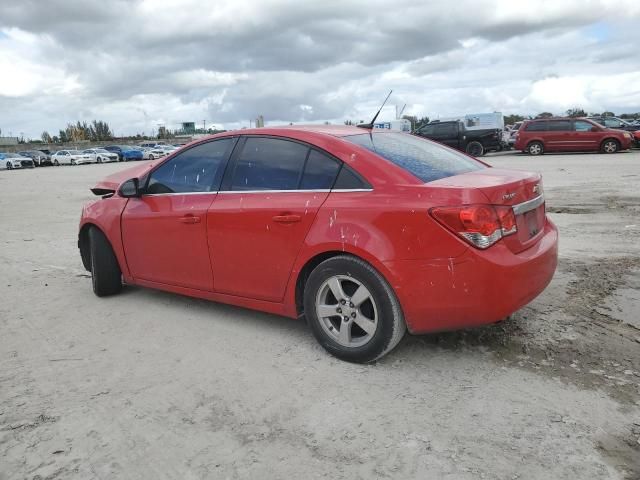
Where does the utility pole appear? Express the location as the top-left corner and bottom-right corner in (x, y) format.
(202, 120), (206, 132)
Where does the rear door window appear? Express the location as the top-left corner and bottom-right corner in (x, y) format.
(228, 137), (309, 191)
(434, 123), (457, 137)
(300, 149), (341, 189)
(546, 120), (571, 131)
(345, 132), (484, 183)
(525, 122), (547, 131)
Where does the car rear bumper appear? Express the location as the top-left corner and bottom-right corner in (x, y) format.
(384, 219), (558, 334)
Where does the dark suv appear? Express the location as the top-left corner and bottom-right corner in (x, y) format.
(515, 117), (633, 155)
(587, 116), (639, 133)
(413, 120), (501, 156)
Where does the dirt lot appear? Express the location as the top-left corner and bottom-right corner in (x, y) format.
(1, 150), (639, 479)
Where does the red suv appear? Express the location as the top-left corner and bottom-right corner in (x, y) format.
(515, 117), (633, 155)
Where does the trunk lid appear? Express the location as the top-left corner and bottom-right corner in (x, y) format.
(429, 168), (545, 253)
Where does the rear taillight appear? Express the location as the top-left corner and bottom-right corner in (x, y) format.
(430, 205), (517, 249)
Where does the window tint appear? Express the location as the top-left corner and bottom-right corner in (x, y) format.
(345, 132), (484, 183)
(434, 123), (457, 137)
(525, 122), (547, 131)
(146, 138), (233, 194)
(229, 137), (308, 191)
(300, 149), (340, 189)
(574, 121), (594, 132)
(333, 165), (371, 190)
(546, 120), (571, 131)
(417, 125), (435, 136)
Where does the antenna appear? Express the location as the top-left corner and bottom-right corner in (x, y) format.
(357, 90), (393, 129)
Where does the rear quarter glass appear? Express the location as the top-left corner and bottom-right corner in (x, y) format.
(344, 132), (485, 183)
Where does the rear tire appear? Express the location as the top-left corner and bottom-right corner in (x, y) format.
(601, 139), (619, 154)
(54, 159), (59, 166)
(465, 141), (484, 157)
(527, 141), (544, 155)
(304, 255), (406, 363)
(89, 227), (122, 297)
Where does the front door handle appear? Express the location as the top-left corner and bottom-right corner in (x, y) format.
(179, 215), (201, 224)
(272, 214), (301, 224)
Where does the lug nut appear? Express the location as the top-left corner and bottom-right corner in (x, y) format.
(343, 316), (349, 322)
(336, 307), (342, 313)
(349, 302), (354, 308)
(351, 312), (357, 318)
(340, 299), (346, 305)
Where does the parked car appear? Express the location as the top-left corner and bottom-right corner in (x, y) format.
(136, 147), (166, 160)
(413, 120), (501, 156)
(51, 150), (95, 165)
(633, 130), (640, 148)
(78, 126), (558, 363)
(83, 148), (119, 163)
(587, 116), (639, 132)
(507, 122), (523, 147)
(104, 145), (144, 162)
(18, 150), (52, 166)
(0, 152), (35, 169)
(515, 117), (633, 155)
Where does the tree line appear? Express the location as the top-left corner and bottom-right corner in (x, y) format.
(41, 120), (114, 144)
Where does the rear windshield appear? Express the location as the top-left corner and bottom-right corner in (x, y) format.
(344, 132), (484, 183)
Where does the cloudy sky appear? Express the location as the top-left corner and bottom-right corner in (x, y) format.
(1, 0), (640, 138)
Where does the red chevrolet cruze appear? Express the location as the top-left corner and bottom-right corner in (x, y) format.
(79, 126), (558, 362)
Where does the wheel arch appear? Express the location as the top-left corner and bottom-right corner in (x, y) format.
(600, 137), (620, 148)
(292, 248), (397, 318)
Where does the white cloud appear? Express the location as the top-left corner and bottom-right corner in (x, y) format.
(1, 0), (640, 138)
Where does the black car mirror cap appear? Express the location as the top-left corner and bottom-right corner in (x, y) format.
(119, 178), (141, 198)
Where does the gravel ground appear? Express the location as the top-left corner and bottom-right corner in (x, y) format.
(1, 150), (639, 479)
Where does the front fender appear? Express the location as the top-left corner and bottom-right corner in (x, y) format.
(79, 197), (131, 281)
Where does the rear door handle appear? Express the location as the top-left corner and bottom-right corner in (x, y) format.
(272, 214), (301, 224)
(179, 215), (201, 224)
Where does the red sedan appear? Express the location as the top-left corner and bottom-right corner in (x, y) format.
(79, 126), (558, 362)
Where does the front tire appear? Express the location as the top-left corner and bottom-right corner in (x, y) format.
(6, 162), (12, 170)
(97, 157), (102, 164)
(465, 141), (484, 157)
(88, 227), (122, 297)
(71, 159), (76, 165)
(601, 139), (619, 154)
(304, 255), (406, 363)
(149, 154), (154, 160)
(527, 141), (544, 155)
(53, 159), (59, 166)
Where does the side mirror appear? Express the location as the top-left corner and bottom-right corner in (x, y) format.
(119, 178), (141, 198)
(591, 126), (599, 132)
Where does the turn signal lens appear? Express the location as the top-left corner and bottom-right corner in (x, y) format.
(431, 204), (518, 249)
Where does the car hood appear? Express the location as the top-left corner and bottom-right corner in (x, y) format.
(91, 160), (160, 195)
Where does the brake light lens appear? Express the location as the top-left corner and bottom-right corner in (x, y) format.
(430, 205), (517, 249)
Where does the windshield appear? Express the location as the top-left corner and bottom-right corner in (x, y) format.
(344, 132), (485, 183)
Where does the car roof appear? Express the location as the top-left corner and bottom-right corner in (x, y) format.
(225, 125), (369, 138)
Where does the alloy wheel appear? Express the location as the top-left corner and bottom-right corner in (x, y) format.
(603, 141), (618, 153)
(315, 275), (378, 348)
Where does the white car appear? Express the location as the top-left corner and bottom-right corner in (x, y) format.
(83, 148), (119, 163)
(0, 152), (35, 170)
(138, 147), (166, 160)
(51, 150), (95, 166)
